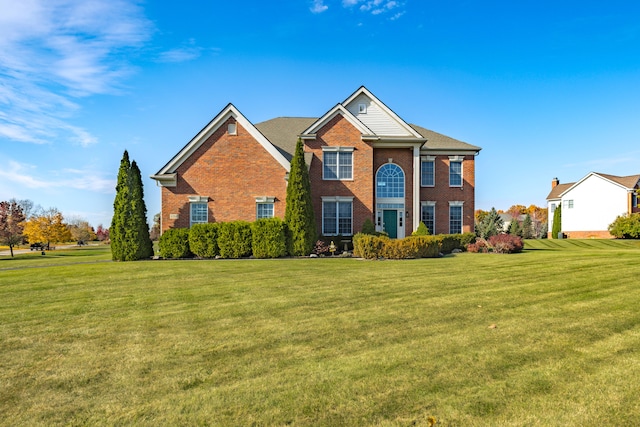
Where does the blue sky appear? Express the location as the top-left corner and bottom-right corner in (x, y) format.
(1, 0), (639, 228)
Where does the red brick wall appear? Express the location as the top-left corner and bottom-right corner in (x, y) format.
(160, 118), (288, 232)
(419, 155), (476, 234)
(306, 115), (374, 235)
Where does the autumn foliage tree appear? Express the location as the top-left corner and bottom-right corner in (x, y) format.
(23, 208), (72, 248)
(0, 200), (26, 257)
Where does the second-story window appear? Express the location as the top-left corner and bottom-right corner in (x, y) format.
(323, 147), (353, 180)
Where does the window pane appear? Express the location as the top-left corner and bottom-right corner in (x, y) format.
(338, 202), (352, 235)
(257, 203), (274, 219)
(190, 203), (207, 226)
(338, 152), (353, 179)
(323, 152), (338, 179)
(450, 161), (462, 186)
(421, 160), (434, 186)
(376, 164), (404, 198)
(449, 206), (462, 234)
(421, 205), (435, 234)
(323, 202), (337, 234)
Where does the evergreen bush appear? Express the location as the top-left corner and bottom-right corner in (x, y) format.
(551, 205), (562, 239)
(251, 218), (288, 258)
(218, 221), (252, 258)
(361, 218), (376, 235)
(412, 221), (430, 236)
(189, 223), (220, 258)
(158, 228), (192, 259)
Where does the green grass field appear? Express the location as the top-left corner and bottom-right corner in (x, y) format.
(1, 241), (640, 426)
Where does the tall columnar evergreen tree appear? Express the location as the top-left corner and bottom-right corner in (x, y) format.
(111, 151), (153, 261)
(284, 138), (316, 256)
(551, 205), (562, 239)
(129, 161), (154, 260)
(522, 213), (534, 239)
(111, 151), (131, 261)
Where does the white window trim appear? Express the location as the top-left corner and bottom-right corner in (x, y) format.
(228, 122), (237, 135)
(189, 202), (208, 227)
(321, 196), (354, 236)
(420, 201), (436, 233)
(255, 196), (276, 219)
(420, 156), (436, 187)
(358, 103), (367, 114)
(448, 156), (463, 188)
(448, 201), (464, 234)
(322, 147), (355, 181)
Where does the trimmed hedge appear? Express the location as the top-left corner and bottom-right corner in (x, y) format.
(158, 228), (192, 259)
(189, 223), (219, 258)
(251, 218), (288, 258)
(217, 221), (253, 259)
(353, 233), (441, 260)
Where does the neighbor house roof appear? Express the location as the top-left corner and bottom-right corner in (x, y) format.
(546, 172), (640, 200)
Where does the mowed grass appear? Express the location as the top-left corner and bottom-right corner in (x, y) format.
(1, 242), (640, 426)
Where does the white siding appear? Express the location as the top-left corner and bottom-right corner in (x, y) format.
(562, 175), (628, 232)
(346, 94), (411, 136)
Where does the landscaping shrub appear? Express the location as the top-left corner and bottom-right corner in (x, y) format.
(361, 218), (376, 235)
(608, 213), (640, 239)
(488, 234), (524, 254)
(217, 221), (252, 258)
(189, 223), (219, 258)
(313, 240), (329, 256)
(354, 233), (441, 259)
(353, 233), (387, 259)
(466, 238), (489, 253)
(411, 221), (430, 236)
(251, 218), (288, 258)
(158, 228), (192, 259)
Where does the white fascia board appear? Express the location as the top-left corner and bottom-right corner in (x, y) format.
(420, 149), (480, 156)
(301, 104), (373, 137)
(154, 104), (291, 177)
(559, 172), (628, 198)
(342, 86), (424, 139)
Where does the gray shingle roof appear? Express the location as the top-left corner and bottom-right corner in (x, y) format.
(255, 117), (480, 158)
(409, 124), (482, 152)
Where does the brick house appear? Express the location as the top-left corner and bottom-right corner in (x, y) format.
(547, 173), (640, 238)
(151, 87), (481, 238)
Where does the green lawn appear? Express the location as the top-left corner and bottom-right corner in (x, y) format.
(1, 242), (640, 426)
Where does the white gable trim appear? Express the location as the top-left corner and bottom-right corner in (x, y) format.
(559, 172), (635, 197)
(300, 104), (374, 138)
(154, 104), (290, 179)
(343, 86), (424, 139)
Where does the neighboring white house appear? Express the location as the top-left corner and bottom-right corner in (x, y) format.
(547, 173), (640, 238)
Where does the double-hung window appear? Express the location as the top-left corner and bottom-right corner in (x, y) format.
(449, 156), (463, 187)
(449, 202), (463, 234)
(322, 197), (353, 235)
(323, 147), (353, 180)
(421, 202), (435, 234)
(563, 200), (574, 209)
(421, 156), (435, 187)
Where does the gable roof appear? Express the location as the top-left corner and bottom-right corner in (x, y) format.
(546, 172), (640, 200)
(152, 104), (291, 185)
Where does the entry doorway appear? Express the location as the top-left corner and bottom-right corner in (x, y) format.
(383, 210), (398, 239)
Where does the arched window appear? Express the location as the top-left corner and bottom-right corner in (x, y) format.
(376, 164), (405, 198)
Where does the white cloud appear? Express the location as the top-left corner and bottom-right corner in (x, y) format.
(311, 0), (329, 13)
(0, 159), (115, 193)
(334, 0), (404, 18)
(0, 0), (153, 146)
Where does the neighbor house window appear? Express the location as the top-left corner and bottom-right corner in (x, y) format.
(449, 159), (462, 187)
(633, 192), (638, 208)
(322, 197), (353, 235)
(563, 200), (574, 209)
(190, 203), (208, 227)
(376, 163), (405, 198)
(421, 202), (435, 234)
(323, 147), (353, 180)
(449, 202), (463, 234)
(421, 157), (435, 187)
(550, 203), (556, 212)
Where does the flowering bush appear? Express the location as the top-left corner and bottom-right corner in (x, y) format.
(488, 234), (524, 254)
